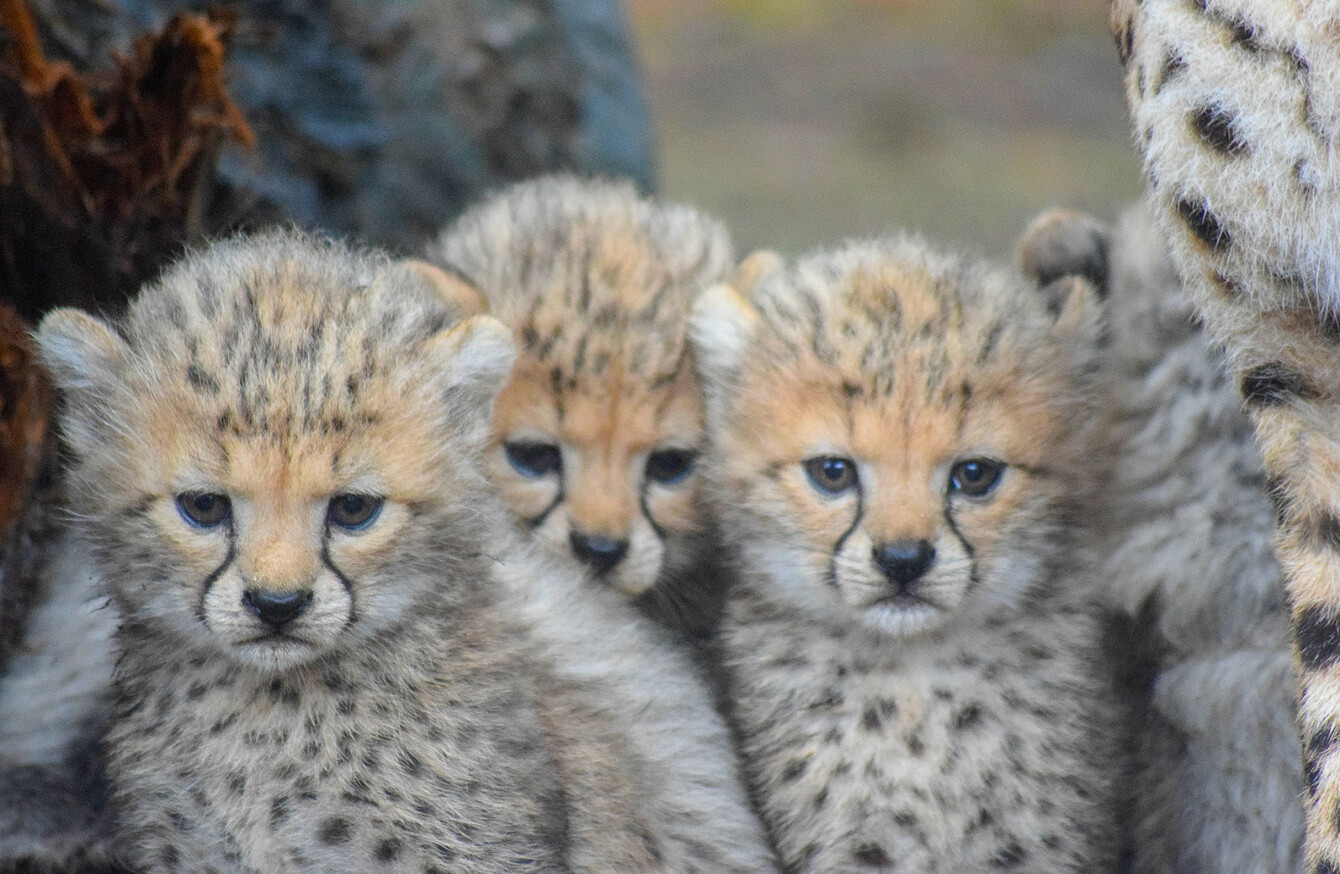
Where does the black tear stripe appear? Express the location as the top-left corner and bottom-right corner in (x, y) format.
(826, 487), (865, 590)
(196, 540), (237, 626)
(320, 533), (356, 593)
(639, 480), (668, 542)
(321, 536), (360, 626)
(942, 500), (979, 589)
(526, 458), (567, 531)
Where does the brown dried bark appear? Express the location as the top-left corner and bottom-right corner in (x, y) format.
(0, 300), (51, 663)
(0, 0), (254, 323)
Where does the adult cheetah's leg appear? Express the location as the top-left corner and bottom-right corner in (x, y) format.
(1112, 1), (1340, 870)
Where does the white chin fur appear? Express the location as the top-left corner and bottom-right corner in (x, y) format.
(860, 601), (945, 638)
(229, 637), (324, 672)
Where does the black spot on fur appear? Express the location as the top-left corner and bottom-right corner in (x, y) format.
(954, 704), (983, 731)
(781, 758), (809, 782)
(1191, 104), (1249, 156)
(1221, 15), (1261, 50)
(1175, 198), (1232, 250)
(1317, 516), (1340, 552)
(1305, 725), (1336, 798)
(1297, 606), (1340, 671)
(992, 842), (1028, 868)
(318, 816), (352, 845)
(1154, 51), (1185, 95)
(1240, 362), (1318, 407)
(375, 838), (402, 862)
(187, 364), (219, 395)
(854, 843), (892, 867)
(209, 713), (238, 735)
(1316, 860), (1340, 874)
(269, 795), (291, 830)
(1266, 476), (1292, 525)
(1114, 17), (1133, 66)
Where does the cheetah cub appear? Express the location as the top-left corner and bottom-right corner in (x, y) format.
(426, 175), (767, 638)
(690, 237), (1124, 872)
(35, 231), (771, 872)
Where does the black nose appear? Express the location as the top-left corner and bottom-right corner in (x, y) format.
(243, 589), (313, 629)
(569, 531), (629, 574)
(873, 540), (936, 588)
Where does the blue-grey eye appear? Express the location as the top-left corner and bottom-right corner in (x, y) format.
(645, 449), (696, 485)
(803, 456), (858, 495)
(328, 494), (384, 531)
(176, 493), (231, 528)
(949, 458), (1004, 497)
(504, 442), (562, 477)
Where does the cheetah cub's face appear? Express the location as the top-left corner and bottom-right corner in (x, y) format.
(37, 234), (514, 673)
(691, 238), (1101, 638)
(430, 176), (739, 603)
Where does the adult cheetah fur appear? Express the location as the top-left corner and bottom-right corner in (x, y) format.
(1111, 1), (1340, 868)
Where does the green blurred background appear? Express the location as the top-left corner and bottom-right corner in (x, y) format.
(628, 0), (1142, 261)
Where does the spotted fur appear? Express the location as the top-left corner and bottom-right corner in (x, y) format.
(1111, 1), (1340, 869)
(690, 237), (1124, 872)
(36, 231), (775, 872)
(426, 176), (737, 638)
(1024, 205), (1303, 873)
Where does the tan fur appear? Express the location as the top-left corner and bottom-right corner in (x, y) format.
(36, 230), (775, 872)
(692, 236), (1123, 872)
(1110, 2), (1340, 869)
(426, 176), (735, 637)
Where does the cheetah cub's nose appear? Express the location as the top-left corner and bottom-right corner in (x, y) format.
(873, 540), (936, 589)
(569, 530), (629, 574)
(242, 589), (314, 629)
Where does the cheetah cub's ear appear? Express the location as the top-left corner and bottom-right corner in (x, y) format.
(34, 308), (132, 459)
(1018, 209), (1109, 356)
(396, 258), (489, 318)
(689, 250), (778, 386)
(423, 314), (517, 438)
(689, 281), (760, 390)
(730, 249), (783, 297)
(1017, 208), (1112, 298)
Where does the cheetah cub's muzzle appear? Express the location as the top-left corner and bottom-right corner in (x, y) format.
(187, 485), (392, 672)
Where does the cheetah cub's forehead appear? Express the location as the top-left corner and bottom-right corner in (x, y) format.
(691, 237), (1102, 638)
(429, 176), (740, 608)
(37, 231), (516, 671)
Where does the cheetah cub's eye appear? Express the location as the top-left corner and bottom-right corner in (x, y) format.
(645, 449), (696, 485)
(504, 442), (562, 478)
(176, 493), (232, 529)
(327, 494), (384, 531)
(803, 456), (859, 495)
(948, 458), (1004, 497)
